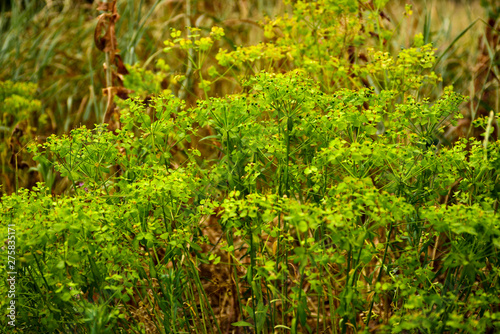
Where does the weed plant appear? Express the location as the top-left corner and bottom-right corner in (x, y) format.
(1, 0), (500, 333)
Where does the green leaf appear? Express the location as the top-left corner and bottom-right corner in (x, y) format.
(231, 321), (253, 327)
(275, 325), (291, 330)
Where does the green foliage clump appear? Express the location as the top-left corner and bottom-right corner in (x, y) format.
(0, 81), (41, 124)
(0, 80), (44, 194)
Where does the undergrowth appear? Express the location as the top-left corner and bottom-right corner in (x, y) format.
(1, 0), (499, 333)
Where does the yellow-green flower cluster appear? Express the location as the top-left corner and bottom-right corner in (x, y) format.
(163, 27), (225, 54)
(210, 26), (225, 41)
(216, 43), (289, 67)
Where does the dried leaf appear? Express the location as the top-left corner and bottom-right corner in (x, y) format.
(97, 0), (117, 13)
(102, 86), (133, 97)
(115, 87), (134, 100)
(94, 14), (108, 51)
(115, 54), (129, 75)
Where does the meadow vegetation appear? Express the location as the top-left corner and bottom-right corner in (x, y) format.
(1, 0), (499, 333)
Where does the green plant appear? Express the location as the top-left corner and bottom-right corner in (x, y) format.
(2, 1), (500, 333)
(0, 80), (43, 195)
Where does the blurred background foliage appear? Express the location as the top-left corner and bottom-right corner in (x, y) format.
(0, 0), (498, 195)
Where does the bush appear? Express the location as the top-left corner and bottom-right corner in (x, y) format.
(1, 0), (499, 333)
